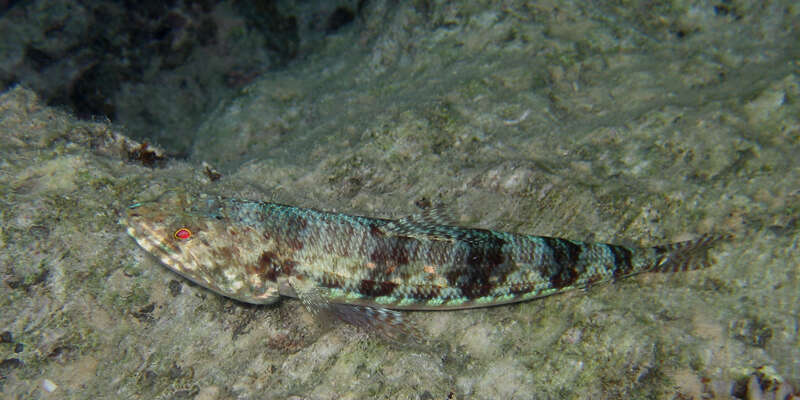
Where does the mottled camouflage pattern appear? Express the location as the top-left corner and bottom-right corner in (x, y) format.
(123, 190), (727, 317)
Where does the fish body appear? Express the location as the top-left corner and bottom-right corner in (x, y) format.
(123, 190), (726, 336)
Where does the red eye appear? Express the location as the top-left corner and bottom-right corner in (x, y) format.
(174, 228), (192, 240)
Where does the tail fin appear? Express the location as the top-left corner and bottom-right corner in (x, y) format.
(650, 234), (732, 273)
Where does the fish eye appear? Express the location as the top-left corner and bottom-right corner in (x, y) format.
(174, 228), (193, 240)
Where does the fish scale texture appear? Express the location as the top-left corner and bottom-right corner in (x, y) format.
(124, 190), (726, 313)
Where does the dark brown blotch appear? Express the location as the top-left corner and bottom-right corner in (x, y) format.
(257, 251), (278, 281)
(465, 243), (505, 269)
(543, 237), (583, 268)
(369, 223), (383, 238)
(258, 251), (277, 268)
(609, 245), (634, 278)
(549, 266), (579, 289)
(459, 282), (493, 299)
(541, 237), (584, 289)
(282, 260), (297, 276)
(445, 238), (509, 294)
(358, 279), (398, 297)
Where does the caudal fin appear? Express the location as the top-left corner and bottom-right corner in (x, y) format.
(650, 234), (732, 273)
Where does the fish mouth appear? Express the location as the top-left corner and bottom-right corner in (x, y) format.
(124, 216), (166, 258)
(122, 204), (150, 241)
(121, 204), (145, 246)
(122, 203), (179, 266)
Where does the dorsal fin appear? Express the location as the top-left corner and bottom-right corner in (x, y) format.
(381, 206), (496, 246)
(404, 205), (457, 227)
(382, 206), (455, 236)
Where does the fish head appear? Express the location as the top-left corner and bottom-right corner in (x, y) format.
(123, 190), (281, 305)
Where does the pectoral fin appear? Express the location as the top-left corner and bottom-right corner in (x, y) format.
(288, 276), (421, 343)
